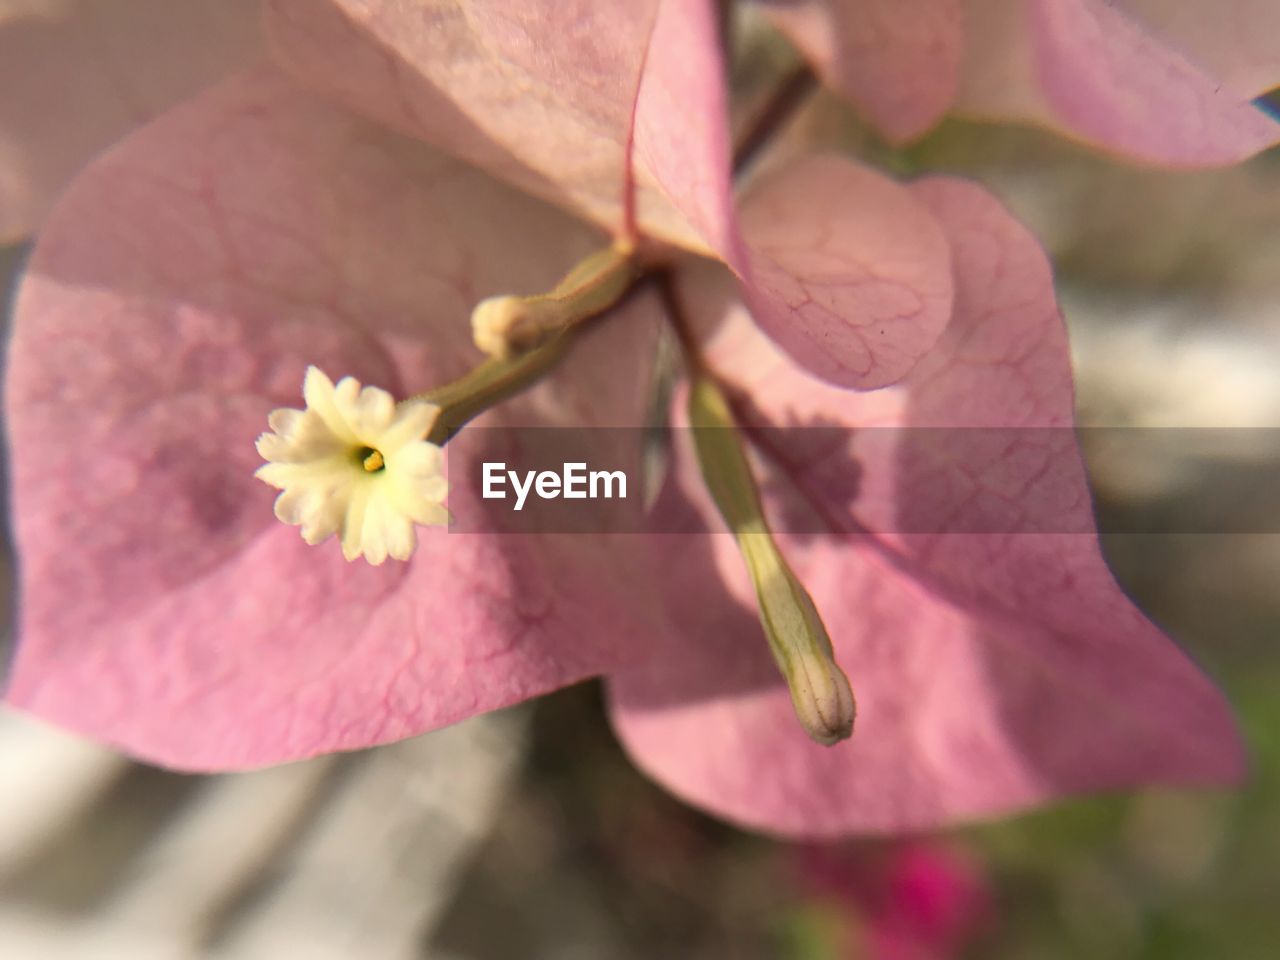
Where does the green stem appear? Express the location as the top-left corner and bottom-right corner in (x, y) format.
(409, 334), (571, 445)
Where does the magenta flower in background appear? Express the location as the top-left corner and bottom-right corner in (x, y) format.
(2, 0), (1276, 835)
(793, 840), (992, 959)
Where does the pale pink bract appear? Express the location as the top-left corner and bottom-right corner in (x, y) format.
(770, 0), (1280, 164)
(0, 0), (1258, 834)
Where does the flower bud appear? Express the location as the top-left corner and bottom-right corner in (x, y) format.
(687, 374), (855, 746)
(470, 243), (637, 357)
(738, 529), (856, 745)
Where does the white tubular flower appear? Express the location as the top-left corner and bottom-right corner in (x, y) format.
(255, 366), (448, 565)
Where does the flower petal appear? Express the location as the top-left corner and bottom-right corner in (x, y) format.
(0, 0), (261, 241)
(266, 407), (304, 435)
(267, 0), (951, 393)
(265, 0), (734, 253)
(302, 367), (358, 445)
(342, 381), (397, 441)
(377, 401), (438, 454)
(629, 0), (738, 256)
(340, 482), (375, 562)
(4, 69), (665, 770)
(765, 0), (965, 142)
(733, 154), (954, 389)
(957, 0), (1280, 167)
(638, 16), (956, 390)
(634, 2), (955, 391)
(608, 179), (1243, 834)
(1115, 0), (1280, 98)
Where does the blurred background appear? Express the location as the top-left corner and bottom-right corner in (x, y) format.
(3, 16), (1280, 960)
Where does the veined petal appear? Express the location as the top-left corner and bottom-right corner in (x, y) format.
(957, 0), (1280, 167)
(732, 154), (954, 389)
(266, 1), (748, 258)
(634, 7), (956, 389)
(267, 0), (721, 252)
(4, 69), (665, 770)
(610, 179), (1242, 835)
(0, 0), (262, 240)
(765, 0), (964, 143)
(629, 0), (737, 255)
(1116, 0), (1280, 98)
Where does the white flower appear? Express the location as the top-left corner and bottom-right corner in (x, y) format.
(255, 366), (448, 564)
